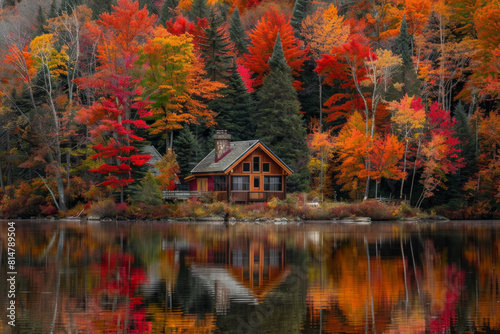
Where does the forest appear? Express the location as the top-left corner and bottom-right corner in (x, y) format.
(0, 0), (498, 218)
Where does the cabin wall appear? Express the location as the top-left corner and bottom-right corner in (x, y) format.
(208, 176), (214, 191)
(189, 179), (197, 191)
(231, 147), (283, 174)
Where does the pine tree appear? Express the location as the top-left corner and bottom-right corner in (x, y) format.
(209, 59), (255, 141)
(160, 0), (178, 25)
(442, 101), (477, 205)
(228, 7), (247, 56)
(48, 0), (58, 19)
(389, 14), (420, 100)
(90, 0), (114, 19)
(60, 0), (81, 14)
(199, 11), (233, 82)
(291, 0), (310, 32)
(34, 5), (48, 37)
(174, 127), (202, 181)
(396, 15), (412, 65)
(189, 0), (208, 20)
(131, 171), (163, 206)
(139, 0), (160, 16)
(256, 34), (309, 192)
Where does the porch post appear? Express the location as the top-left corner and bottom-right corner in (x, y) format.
(227, 174), (231, 203)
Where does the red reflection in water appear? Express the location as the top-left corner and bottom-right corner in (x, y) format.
(428, 264), (465, 333)
(89, 253), (151, 334)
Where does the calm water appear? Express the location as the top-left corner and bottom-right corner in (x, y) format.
(1, 220), (500, 333)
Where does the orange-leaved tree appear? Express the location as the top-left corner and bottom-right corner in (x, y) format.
(366, 134), (405, 198)
(138, 26), (224, 151)
(243, 8), (309, 90)
(307, 120), (334, 199)
(333, 111), (371, 200)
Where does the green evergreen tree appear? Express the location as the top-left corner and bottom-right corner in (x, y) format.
(48, 0), (58, 19)
(228, 7), (248, 56)
(131, 171), (163, 206)
(139, 0), (160, 16)
(396, 15), (412, 65)
(160, 0), (178, 25)
(199, 10), (233, 82)
(389, 14), (420, 100)
(34, 5), (48, 37)
(189, 0), (208, 20)
(209, 59), (255, 141)
(3, 0), (17, 8)
(256, 34), (309, 192)
(174, 127), (202, 181)
(60, 0), (81, 14)
(291, 0), (310, 32)
(90, 0), (114, 19)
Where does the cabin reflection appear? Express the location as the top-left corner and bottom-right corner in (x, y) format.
(170, 236), (290, 315)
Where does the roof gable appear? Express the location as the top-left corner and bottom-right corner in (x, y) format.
(190, 140), (293, 175)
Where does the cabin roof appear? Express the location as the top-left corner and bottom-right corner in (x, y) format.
(190, 140), (293, 175)
(140, 145), (162, 177)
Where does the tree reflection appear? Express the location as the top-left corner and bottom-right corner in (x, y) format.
(2, 221), (500, 333)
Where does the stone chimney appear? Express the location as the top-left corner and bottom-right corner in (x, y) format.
(214, 130), (231, 162)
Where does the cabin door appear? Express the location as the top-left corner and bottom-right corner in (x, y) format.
(197, 178), (208, 191)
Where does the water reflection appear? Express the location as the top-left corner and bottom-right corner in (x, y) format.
(1, 221), (500, 333)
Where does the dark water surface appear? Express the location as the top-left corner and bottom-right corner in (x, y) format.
(1, 220), (500, 333)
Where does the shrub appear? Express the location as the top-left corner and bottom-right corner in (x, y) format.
(88, 198), (118, 219)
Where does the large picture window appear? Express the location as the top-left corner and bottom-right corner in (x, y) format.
(231, 176), (249, 191)
(214, 176), (226, 191)
(264, 176), (282, 191)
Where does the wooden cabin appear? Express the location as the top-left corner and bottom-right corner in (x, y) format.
(184, 130), (293, 203)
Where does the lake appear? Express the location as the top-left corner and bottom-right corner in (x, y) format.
(1, 220), (500, 333)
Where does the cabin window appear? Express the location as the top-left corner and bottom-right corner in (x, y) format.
(253, 156), (260, 172)
(231, 176), (249, 191)
(263, 163), (270, 172)
(214, 176), (226, 191)
(253, 176), (260, 189)
(243, 163), (250, 172)
(264, 176), (282, 191)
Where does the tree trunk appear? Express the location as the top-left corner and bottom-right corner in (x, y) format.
(400, 139), (409, 199)
(409, 138), (421, 204)
(66, 151), (70, 192)
(0, 160), (4, 192)
(319, 73), (323, 129)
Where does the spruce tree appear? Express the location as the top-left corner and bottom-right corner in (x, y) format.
(189, 0), (208, 21)
(209, 59), (255, 141)
(139, 0), (159, 16)
(291, 0), (310, 32)
(60, 0), (81, 14)
(228, 7), (248, 56)
(256, 34), (309, 192)
(90, 0), (114, 19)
(389, 14), (420, 100)
(199, 11), (233, 82)
(160, 0), (178, 25)
(34, 5), (48, 37)
(48, 0), (58, 19)
(174, 127), (202, 181)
